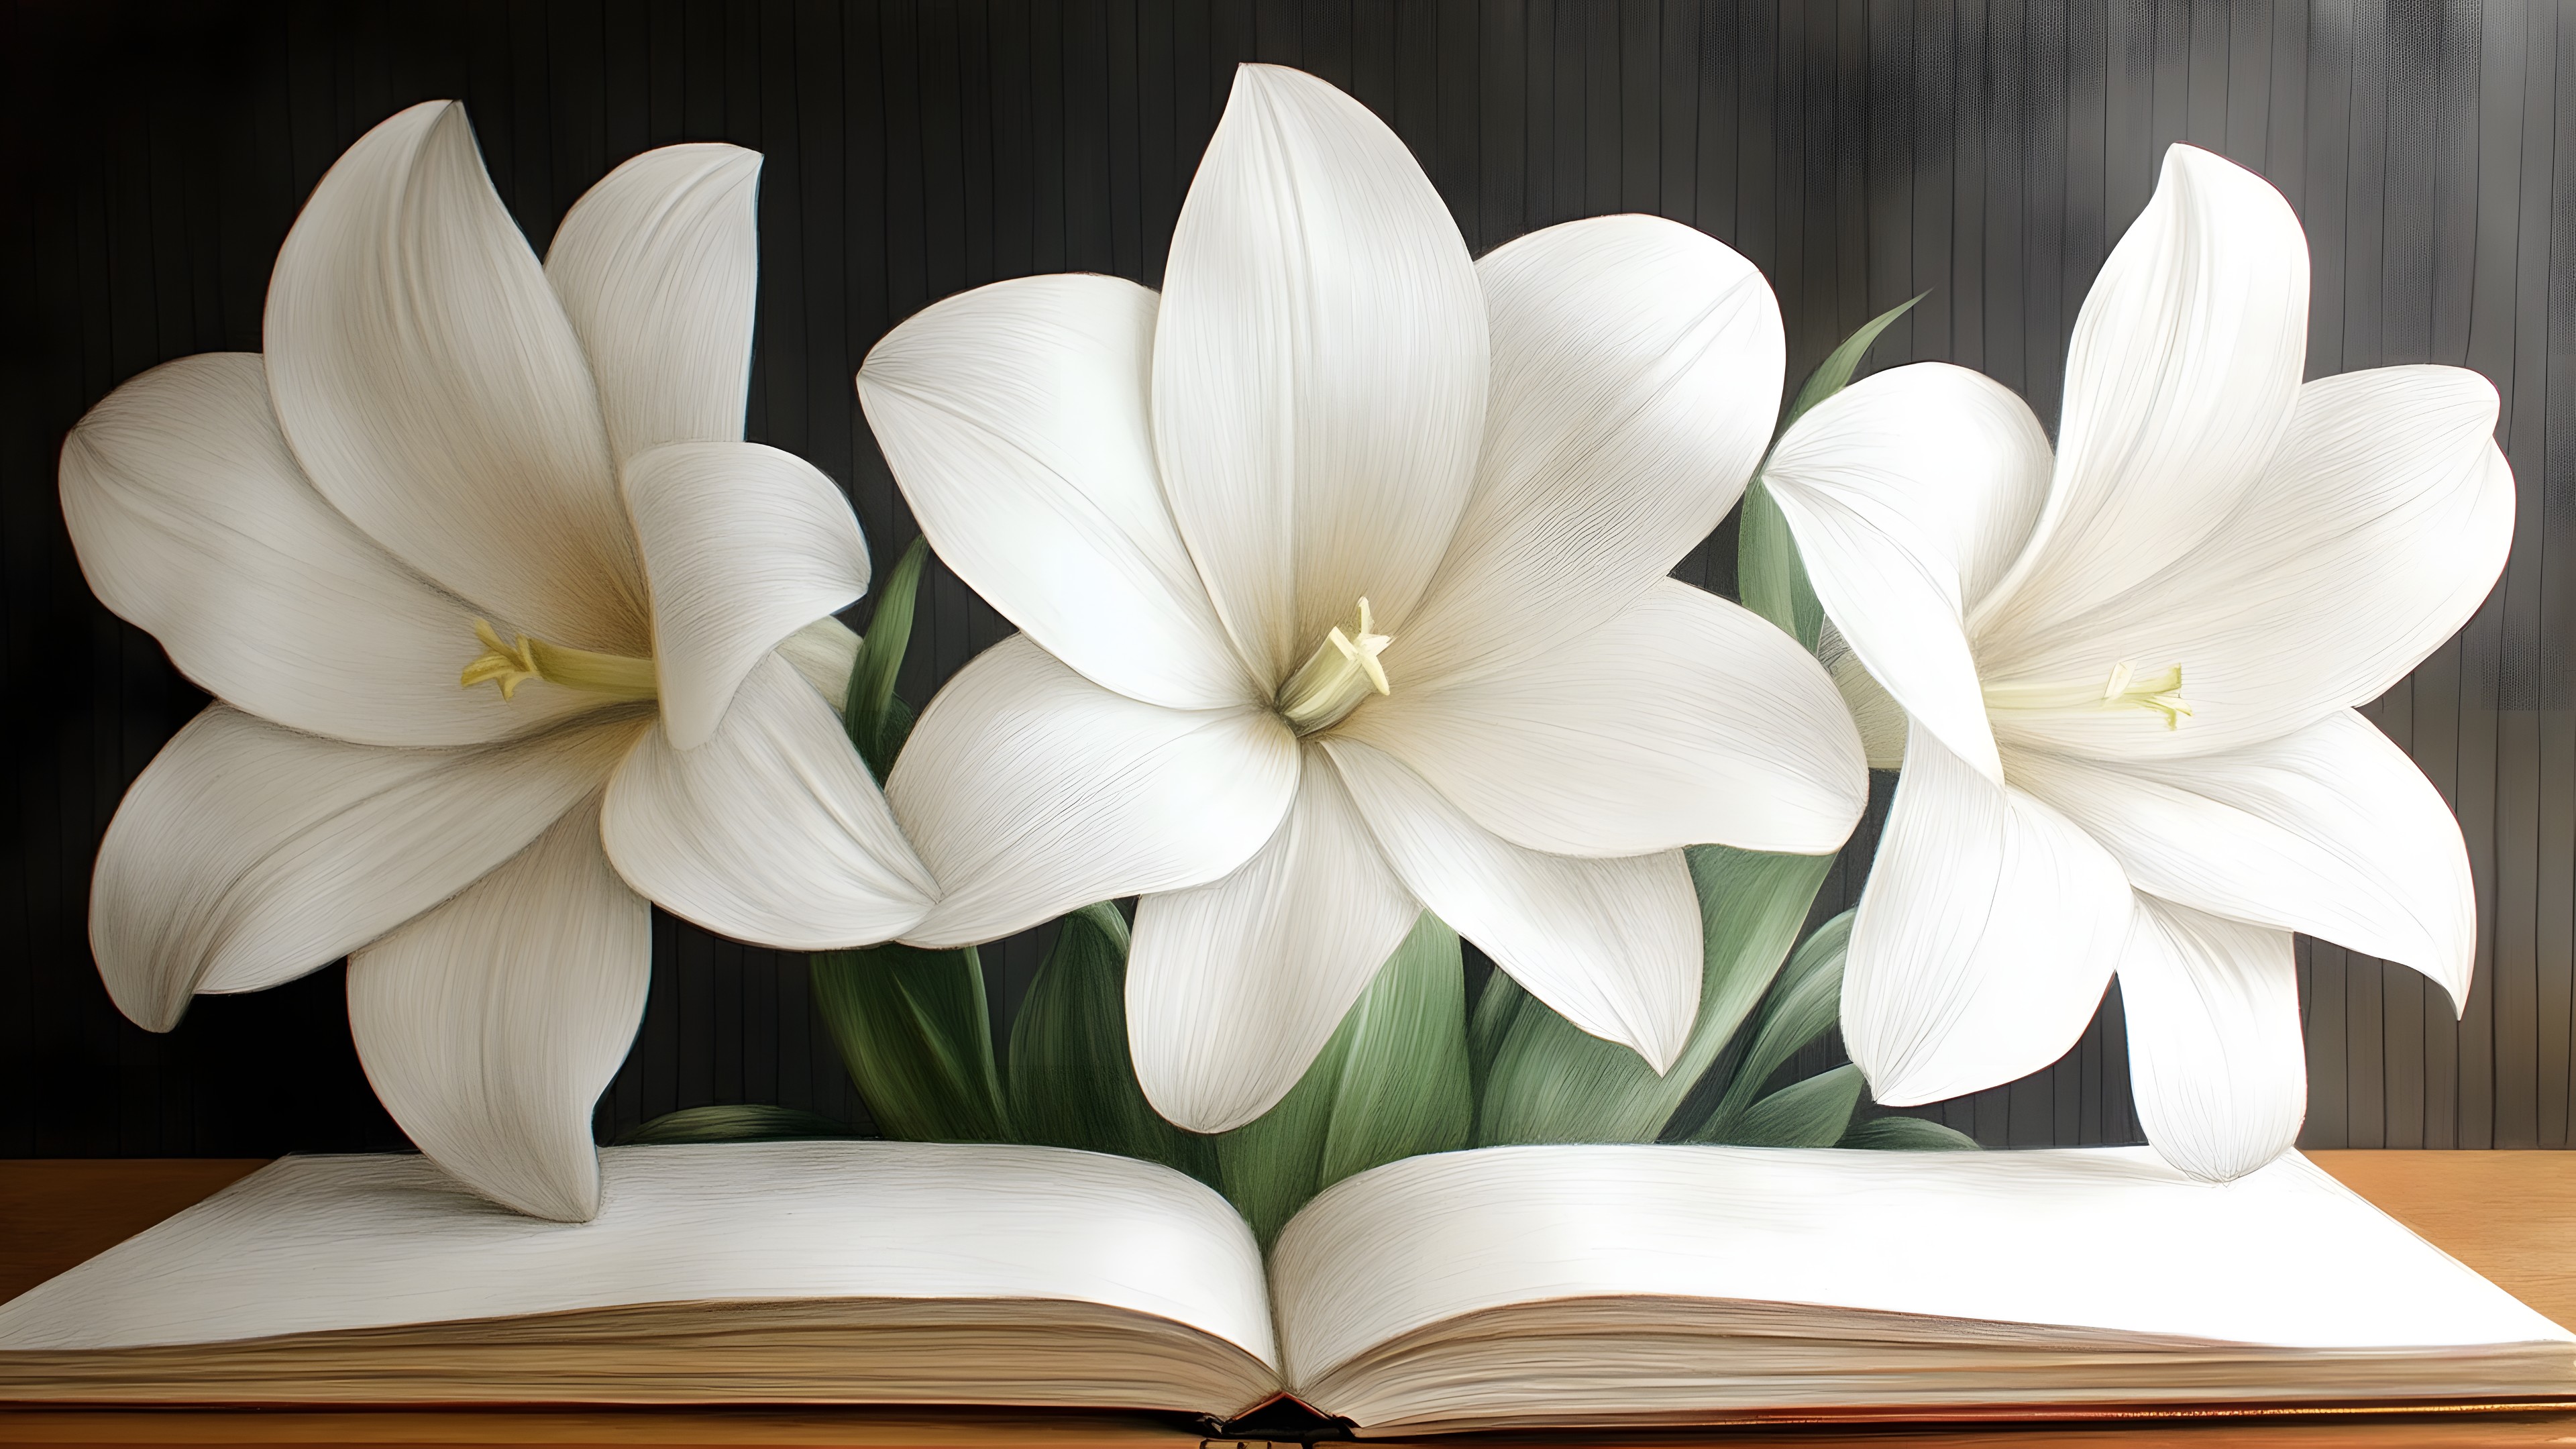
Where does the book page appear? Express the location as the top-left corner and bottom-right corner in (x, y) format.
(1270, 1144), (2573, 1391)
(0, 1140), (1276, 1372)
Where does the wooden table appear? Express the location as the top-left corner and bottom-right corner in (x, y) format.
(3, 1152), (2574, 1446)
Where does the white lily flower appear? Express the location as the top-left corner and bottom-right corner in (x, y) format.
(1759, 145), (2515, 1181)
(857, 64), (1867, 1134)
(60, 102), (936, 1220)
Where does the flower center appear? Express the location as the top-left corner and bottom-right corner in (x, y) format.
(460, 619), (657, 702)
(1982, 660), (2192, 729)
(1276, 598), (1393, 735)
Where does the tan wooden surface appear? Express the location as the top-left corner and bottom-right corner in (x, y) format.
(0, 1161), (266, 1307)
(1, 1151), (2571, 1446)
(2306, 1150), (2576, 1335)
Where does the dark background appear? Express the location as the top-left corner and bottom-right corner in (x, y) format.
(1, 0), (2565, 1158)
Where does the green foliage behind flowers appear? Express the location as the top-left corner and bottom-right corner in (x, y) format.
(1473, 845), (1830, 1146)
(614, 1104), (863, 1144)
(810, 940), (1010, 1143)
(1005, 902), (1217, 1181)
(1204, 914), (1472, 1245)
(1735, 293), (1923, 650)
(631, 840), (1972, 1232)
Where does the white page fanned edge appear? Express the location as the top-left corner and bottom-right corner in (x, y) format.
(0, 1141), (1275, 1364)
(1271, 1143), (2575, 1424)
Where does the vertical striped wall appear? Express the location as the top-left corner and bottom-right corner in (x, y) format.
(1, 0), (2565, 1155)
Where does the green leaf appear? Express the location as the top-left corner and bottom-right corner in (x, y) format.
(844, 536), (928, 783)
(612, 1104), (863, 1145)
(1737, 294), (1924, 654)
(1211, 1043), (1342, 1252)
(811, 941), (1011, 1142)
(1473, 845), (1833, 1145)
(1215, 914), (1472, 1247)
(1007, 904), (1217, 1182)
(1466, 967), (1526, 1106)
(1318, 915), (1473, 1185)
(1735, 481), (1825, 653)
(1722, 1061), (1865, 1148)
(1776, 293), (1925, 438)
(1843, 1114), (1982, 1151)
(1682, 908), (1853, 1142)
(870, 695), (914, 779)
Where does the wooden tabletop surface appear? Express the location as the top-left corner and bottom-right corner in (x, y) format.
(3, 1150), (2573, 1446)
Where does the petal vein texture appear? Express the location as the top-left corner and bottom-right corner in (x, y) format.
(858, 273), (1251, 710)
(1150, 64), (1487, 683)
(350, 794), (649, 1221)
(1842, 730), (2131, 1106)
(1127, 749), (1420, 1133)
(1336, 580), (1866, 857)
(1982, 370), (2512, 762)
(543, 142), (761, 467)
(91, 706), (643, 1032)
(1977, 144), (2309, 632)
(58, 352), (598, 747)
(262, 101), (645, 652)
(623, 439), (872, 750)
(1325, 739), (1700, 1073)
(1398, 215), (1784, 686)
(604, 655), (936, 949)
(888, 635), (1300, 947)
(1762, 362), (2053, 784)
(2116, 900), (2306, 1183)
(2008, 709), (2474, 1006)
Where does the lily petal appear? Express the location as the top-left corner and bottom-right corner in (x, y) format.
(1324, 739), (1699, 1074)
(264, 101), (644, 653)
(2117, 899), (2306, 1183)
(622, 440), (871, 750)
(91, 704), (644, 1032)
(1762, 363), (2053, 784)
(1152, 64), (1486, 683)
(1984, 370), (2513, 761)
(1128, 750), (1421, 1133)
(776, 616), (861, 716)
(543, 143), (761, 466)
(1335, 579), (1865, 857)
(857, 274), (1252, 710)
(1399, 216), (1784, 686)
(603, 654), (935, 949)
(348, 794), (647, 1221)
(2008, 709), (2473, 1006)
(887, 634), (1300, 947)
(1977, 145), (2308, 633)
(1843, 729), (2133, 1106)
(58, 352), (596, 747)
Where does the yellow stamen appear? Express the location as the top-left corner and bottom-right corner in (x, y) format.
(1984, 660), (2192, 730)
(460, 619), (657, 702)
(1277, 597), (1393, 735)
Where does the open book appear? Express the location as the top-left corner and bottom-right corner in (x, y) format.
(2, 1141), (2569, 1434)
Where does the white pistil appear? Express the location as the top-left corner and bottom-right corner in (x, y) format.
(1277, 597), (1393, 735)
(1984, 659), (2192, 729)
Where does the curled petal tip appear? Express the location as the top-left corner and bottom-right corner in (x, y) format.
(1631, 1017), (1689, 1077)
(1139, 1081), (1258, 1137)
